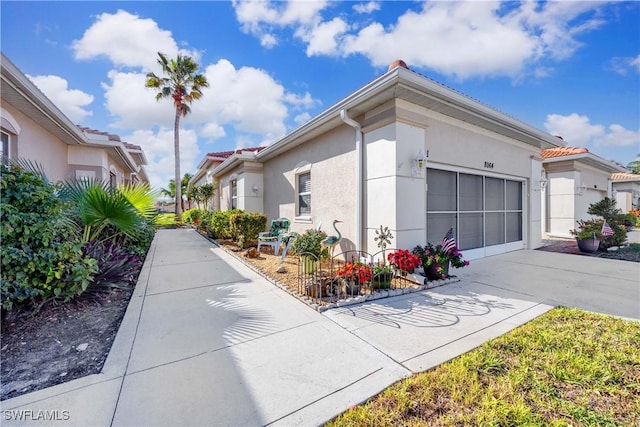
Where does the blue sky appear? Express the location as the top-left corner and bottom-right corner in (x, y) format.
(2, 1), (639, 189)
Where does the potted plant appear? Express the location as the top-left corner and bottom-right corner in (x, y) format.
(387, 249), (421, 275)
(570, 219), (602, 253)
(292, 228), (327, 274)
(336, 261), (371, 295)
(413, 243), (469, 280)
(371, 261), (395, 289)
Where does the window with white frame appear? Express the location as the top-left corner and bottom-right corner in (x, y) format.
(297, 171), (311, 216)
(1, 131), (9, 166)
(231, 179), (237, 209)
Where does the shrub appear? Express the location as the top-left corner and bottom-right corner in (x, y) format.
(292, 229), (328, 259)
(182, 208), (205, 224)
(209, 209), (242, 239)
(83, 240), (142, 288)
(229, 212), (267, 248)
(0, 166), (97, 310)
(198, 210), (213, 232)
(587, 197), (627, 248)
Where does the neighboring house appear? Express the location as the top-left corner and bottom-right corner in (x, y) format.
(1, 53), (147, 184)
(611, 172), (640, 212)
(193, 60), (567, 260)
(541, 147), (626, 238)
(189, 147), (264, 211)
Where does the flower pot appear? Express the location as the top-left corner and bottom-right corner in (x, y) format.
(372, 272), (393, 289)
(343, 280), (361, 296)
(300, 255), (317, 274)
(576, 237), (600, 253)
(426, 262), (449, 280)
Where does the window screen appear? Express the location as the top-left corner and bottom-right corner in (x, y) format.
(297, 172), (311, 215)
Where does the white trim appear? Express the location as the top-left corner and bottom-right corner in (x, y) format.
(0, 108), (21, 134)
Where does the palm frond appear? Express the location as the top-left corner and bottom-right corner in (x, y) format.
(118, 183), (159, 220)
(8, 158), (49, 183)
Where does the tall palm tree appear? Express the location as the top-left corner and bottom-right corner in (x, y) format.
(145, 53), (208, 218)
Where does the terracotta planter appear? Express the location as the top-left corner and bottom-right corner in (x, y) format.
(426, 262), (450, 280)
(576, 237), (600, 253)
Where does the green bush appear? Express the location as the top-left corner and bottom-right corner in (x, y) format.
(0, 166), (97, 310)
(587, 197), (627, 248)
(229, 212), (267, 248)
(292, 228), (328, 259)
(198, 210), (213, 232)
(209, 209), (242, 239)
(182, 208), (206, 224)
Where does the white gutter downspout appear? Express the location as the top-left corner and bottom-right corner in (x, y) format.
(340, 109), (362, 252)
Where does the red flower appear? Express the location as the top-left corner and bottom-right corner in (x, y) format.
(387, 250), (421, 272)
(337, 262), (372, 284)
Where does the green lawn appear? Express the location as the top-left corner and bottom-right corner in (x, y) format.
(329, 308), (640, 426)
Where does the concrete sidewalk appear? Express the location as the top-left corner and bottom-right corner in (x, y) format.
(2, 228), (635, 426)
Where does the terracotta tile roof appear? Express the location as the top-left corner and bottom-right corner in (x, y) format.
(206, 147), (264, 159)
(123, 142), (143, 151)
(541, 147), (589, 159)
(611, 172), (640, 181)
(77, 126), (121, 142)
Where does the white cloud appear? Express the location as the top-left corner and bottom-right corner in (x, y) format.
(27, 74), (94, 123)
(544, 113), (639, 148)
(353, 2), (380, 15)
(233, 0), (329, 49)
(304, 17), (348, 56)
(125, 128), (199, 190)
(74, 8), (321, 189)
(233, 1), (610, 80)
(72, 9), (198, 71)
(609, 55), (640, 75)
(294, 112), (311, 126)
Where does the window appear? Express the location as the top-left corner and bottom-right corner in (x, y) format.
(1, 132), (9, 166)
(231, 179), (237, 209)
(109, 171), (117, 188)
(297, 172), (311, 216)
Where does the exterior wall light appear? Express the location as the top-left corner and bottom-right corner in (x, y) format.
(412, 149), (428, 176)
(535, 170), (547, 191)
(252, 184), (259, 194)
(577, 184), (587, 196)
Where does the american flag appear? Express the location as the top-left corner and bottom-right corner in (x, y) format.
(441, 228), (457, 253)
(601, 221), (614, 237)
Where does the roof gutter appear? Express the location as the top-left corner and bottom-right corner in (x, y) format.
(1, 54), (86, 145)
(340, 109), (362, 252)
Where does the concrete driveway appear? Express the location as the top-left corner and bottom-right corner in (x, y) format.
(456, 249), (639, 320)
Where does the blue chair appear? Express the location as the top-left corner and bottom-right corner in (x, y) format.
(257, 218), (290, 254)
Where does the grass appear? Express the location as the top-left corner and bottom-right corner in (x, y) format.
(328, 308), (640, 426)
(155, 213), (177, 226)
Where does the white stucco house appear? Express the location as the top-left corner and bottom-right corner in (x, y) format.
(541, 147), (626, 238)
(611, 172), (640, 212)
(1, 53), (148, 185)
(192, 60), (572, 260)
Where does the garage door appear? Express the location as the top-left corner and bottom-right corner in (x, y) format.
(426, 168), (524, 260)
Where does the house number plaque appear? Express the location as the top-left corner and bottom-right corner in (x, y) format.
(484, 161), (494, 169)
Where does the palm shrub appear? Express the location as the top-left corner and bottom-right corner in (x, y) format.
(0, 165), (97, 310)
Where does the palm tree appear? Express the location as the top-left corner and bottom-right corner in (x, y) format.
(145, 53), (208, 218)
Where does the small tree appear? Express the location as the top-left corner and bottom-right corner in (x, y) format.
(587, 197), (627, 248)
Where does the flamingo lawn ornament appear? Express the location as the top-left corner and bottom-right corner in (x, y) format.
(322, 219), (342, 258)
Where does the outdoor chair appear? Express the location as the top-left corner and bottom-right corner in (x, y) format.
(257, 218), (290, 254)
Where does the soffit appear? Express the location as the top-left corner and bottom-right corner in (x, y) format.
(1, 68), (84, 145)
